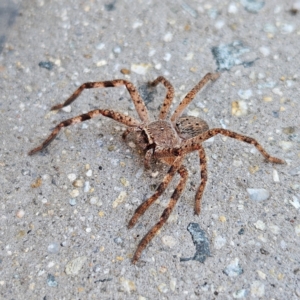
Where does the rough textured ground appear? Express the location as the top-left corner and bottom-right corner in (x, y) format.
(1, 0), (300, 299)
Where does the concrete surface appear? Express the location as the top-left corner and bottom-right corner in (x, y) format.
(1, 0), (300, 299)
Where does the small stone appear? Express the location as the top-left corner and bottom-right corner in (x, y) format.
(290, 195), (300, 209)
(16, 210), (25, 218)
(263, 96), (273, 102)
(158, 283), (168, 293)
(47, 274), (58, 287)
(39, 61), (54, 70)
(238, 89), (252, 100)
(254, 220), (266, 230)
(69, 198), (76, 206)
(232, 101), (248, 116)
(120, 68), (130, 75)
(257, 270), (266, 280)
(68, 173), (77, 181)
(114, 237), (123, 245)
(162, 235), (177, 248)
(131, 63), (152, 75)
(96, 60), (107, 67)
(240, 0), (265, 13)
(259, 46), (270, 57)
(61, 104), (71, 112)
(119, 277), (136, 293)
(163, 32), (173, 42)
(289, 166), (300, 176)
(86, 170), (92, 177)
(65, 256), (87, 276)
(247, 188), (270, 201)
(73, 180), (83, 187)
(120, 177), (129, 187)
(223, 258), (244, 277)
(170, 278), (176, 292)
(214, 236), (227, 249)
(219, 216), (226, 222)
(84, 181), (90, 193)
(273, 169), (280, 182)
(228, 3), (238, 14)
(279, 141), (293, 151)
(295, 224), (300, 236)
(128, 141), (136, 148)
(251, 281), (265, 297)
(269, 224), (280, 234)
(232, 289), (248, 298)
(112, 191), (127, 208)
(69, 189), (79, 197)
(48, 242), (60, 254)
(272, 87), (283, 96)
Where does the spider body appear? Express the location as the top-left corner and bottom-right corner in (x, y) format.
(29, 73), (284, 264)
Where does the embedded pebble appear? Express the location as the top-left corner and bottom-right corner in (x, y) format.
(65, 256), (87, 276)
(281, 23), (294, 34)
(254, 220), (266, 230)
(223, 258), (244, 277)
(84, 181), (90, 193)
(263, 96), (273, 102)
(295, 224), (300, 236)
(47, 242), (59, 254)
(240, 0), (265, 13)
(238, 89), (252, 100)
(119, 277), (136, 293)
(251, 281), (265, 297)
(232, 289), (248, 298)
(69, 198), (76, 206)
(112, 191), (127, 208)
(128, 141), (136, 148)
(96, 60), (107, 67)
(120, 177), (129, 187)
(86, 170), (92, 177)
(114, 237), (123, 245)
(47, 274), (58, 287)
(131, 63), (152, 75)
(228, 3), (238, 14)
(259, 46), (270, 57)
(163, 53), (171, 61)
(257, 270), (267, 280)
(247, 188), (270, 201)
(73, 180), (83, 187)
(170, 278), (176, 292)
(273, 169), (280, 182)
(90, 196), (102, 206)
(62, 105), (71, 113)
(163, 32), (173, 42)
(162, 235), (177, 248)
(157, 283), (168, 293)
(69, 189), (79, 197)
(16, 210), (25, 218)
(279, 141), (293, 151)
(214, 236), (227, 249)
(269, 224), (280, 235)
(272, 87), (283, 96)
(290, 195), (300, 209)
(232, 101), (248, 116)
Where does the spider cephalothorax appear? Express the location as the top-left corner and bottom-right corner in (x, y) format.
(29, 73), (284, 264)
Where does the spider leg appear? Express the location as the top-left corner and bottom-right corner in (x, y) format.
(171, 72), (220, 123)
(195, 145), (208, 215)
(128, 156), (184, 229)
(177, 128), (285, 164)
(28, 109), (140, 155)
(51, 79), (149, 122)
(132, 165), (188, 264)
(149, 76), (175, 120)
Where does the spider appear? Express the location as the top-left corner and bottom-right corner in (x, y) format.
(29, 73), (284, 264)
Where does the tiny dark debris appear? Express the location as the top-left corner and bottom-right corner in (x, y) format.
(238, 228), (245, 235)
(180, 223), (211, 263)
(38, 61), (54, 70)
(260, 248), (269, 255)
(94, 278), (113, 283)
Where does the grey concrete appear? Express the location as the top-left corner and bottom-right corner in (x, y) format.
(1, 0), (300, 299)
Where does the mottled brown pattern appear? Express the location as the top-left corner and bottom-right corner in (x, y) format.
(28, 73), (284, 264)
